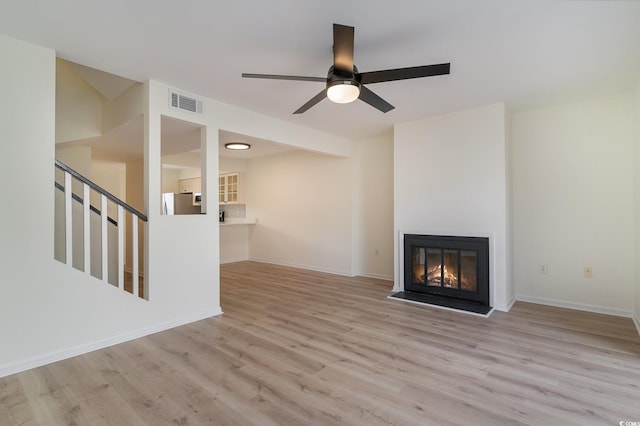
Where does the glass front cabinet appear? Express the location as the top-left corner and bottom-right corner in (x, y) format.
(219, 173), (242, 204)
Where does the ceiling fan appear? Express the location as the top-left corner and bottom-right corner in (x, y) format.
(242, 23), (450, 114)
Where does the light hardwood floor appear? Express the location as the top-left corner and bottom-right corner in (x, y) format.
(2, 261), (640, 425)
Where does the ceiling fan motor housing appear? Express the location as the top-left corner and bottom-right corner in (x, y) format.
(327, 65), (360, 84)
(326, 65), (361, 103)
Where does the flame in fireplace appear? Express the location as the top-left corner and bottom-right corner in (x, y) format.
(426, 264), (458, 287)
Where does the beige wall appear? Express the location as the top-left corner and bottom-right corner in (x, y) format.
(55, 59), (102, 144)
(161, 167), (180, 194)
(352, 132), (394, 280)
(101, 83), (143, 134)
(512, 93), (635, 315)
(246, 150), (353, 275)
(55, 145), (92, 177)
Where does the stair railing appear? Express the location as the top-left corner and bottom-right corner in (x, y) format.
(55, 160), (148, 299)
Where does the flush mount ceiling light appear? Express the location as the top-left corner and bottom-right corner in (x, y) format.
(225, 142), (251, 150)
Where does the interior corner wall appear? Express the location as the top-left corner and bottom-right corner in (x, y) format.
(101, 82), (144, 134)
(352, 132), (394, 280)
(246, 150), (353, 275)
(634, 82), (640, 331)
(393, 103), (512, 311)
(504, 107), (514, 308)
(512, 93), (635, 315)
(55, 59), (103, 144)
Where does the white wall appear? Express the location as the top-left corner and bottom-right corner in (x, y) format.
(634, 82), (640, 331)
(0, 38), (226, 377)
(220, 225), (252, 264)
(246, 150), (353, 275)
(512, 93), (635, 315)
(0, 36), (55, 280)
(352, 132), (394, 280)
(394, 103), (513, 311)
(220, 156), (249, 174)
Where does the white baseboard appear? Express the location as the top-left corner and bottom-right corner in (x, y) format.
(633, 311), (640, 336)
(0, 307), (223, 379)
(516, 294), (633, 318)
(493, 297), (516, 313)
(356, 272), (394, 281)
(249, 257), (393, 281)
(249, 257), (353, 277)
(220, 257), (250, 265)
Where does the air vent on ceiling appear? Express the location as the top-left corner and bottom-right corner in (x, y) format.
(169, 89), (203, 114)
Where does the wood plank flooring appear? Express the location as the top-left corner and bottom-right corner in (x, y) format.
(2, 260), (640, 425)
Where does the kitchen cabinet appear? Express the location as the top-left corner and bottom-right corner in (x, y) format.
(178, 177), (201, 194)
(219, 173), (244, 204)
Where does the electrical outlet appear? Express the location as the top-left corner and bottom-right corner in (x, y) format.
(584, 267), (592, 278)
(538, 264), (548, 274)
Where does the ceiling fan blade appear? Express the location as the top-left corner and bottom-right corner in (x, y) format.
(333, 24), (354, 76)
(293, 89), (327, 114)
(359, 86), (394, 113)
(360, 63), (450, 84)
(242, 73), (326, 83)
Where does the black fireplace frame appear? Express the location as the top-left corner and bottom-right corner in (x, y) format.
(404, 234), (490, 307)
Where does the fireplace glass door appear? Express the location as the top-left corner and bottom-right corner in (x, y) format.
(404, 234), (489, 304)
(413, 247), (478, 292)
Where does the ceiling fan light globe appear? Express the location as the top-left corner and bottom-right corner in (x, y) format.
(327, 81), (360, 104)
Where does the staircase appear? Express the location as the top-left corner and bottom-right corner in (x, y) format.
(54, 160), (148, 299)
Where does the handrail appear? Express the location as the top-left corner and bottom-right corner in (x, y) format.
(55, 160), (148, 222)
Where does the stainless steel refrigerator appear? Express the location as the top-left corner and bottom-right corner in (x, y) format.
(162, 193), (201, 215)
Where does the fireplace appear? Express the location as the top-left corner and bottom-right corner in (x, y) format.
(394, 234), (491, 314)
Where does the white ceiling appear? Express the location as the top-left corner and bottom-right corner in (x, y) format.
(65, 113), (298, 164)
(218, 130), (298, 159)
(3, 1), (640, 140)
